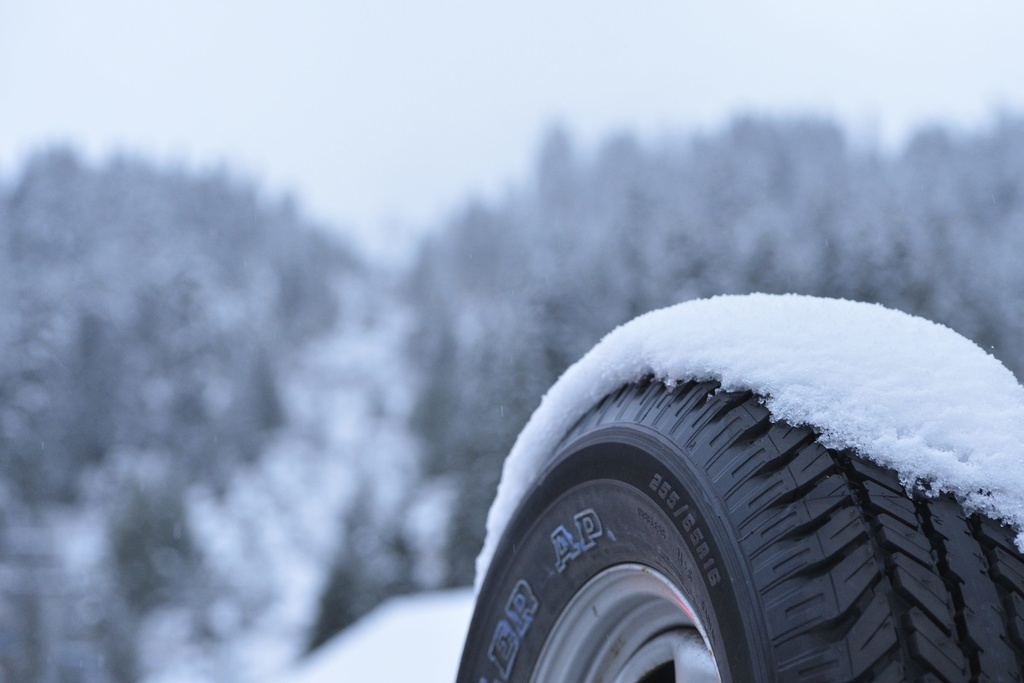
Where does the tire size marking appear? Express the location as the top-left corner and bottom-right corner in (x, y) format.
(649, 472), (681, 510)
(650, 472), (722, 587)
(550, 508), (604, 573)
(486, 579), (539, 681)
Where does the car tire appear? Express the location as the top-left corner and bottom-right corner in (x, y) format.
(458, 378), (1024, 682)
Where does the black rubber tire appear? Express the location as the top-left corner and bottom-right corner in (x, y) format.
(458, 378), (1024, 683)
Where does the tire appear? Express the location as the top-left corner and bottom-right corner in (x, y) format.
(458, 378), (1024, 683)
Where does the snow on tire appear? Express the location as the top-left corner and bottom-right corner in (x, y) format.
(458, 378), (1024, 682)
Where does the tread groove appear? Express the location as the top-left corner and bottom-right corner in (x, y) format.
(972, 514), (1024, 678)
(918, 497), (983, 682)
(838, 450), (967, 681)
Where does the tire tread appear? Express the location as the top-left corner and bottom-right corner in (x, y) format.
(579, 379), (1024, 682)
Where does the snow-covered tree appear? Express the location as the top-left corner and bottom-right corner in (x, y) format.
(405, 115), (1024, 591)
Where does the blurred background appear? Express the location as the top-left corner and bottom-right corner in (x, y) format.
(2, 1), (1024, 681)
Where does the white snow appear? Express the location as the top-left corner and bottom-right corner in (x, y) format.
(281, 589), (474, 683)
(476, 293), (1024, 591)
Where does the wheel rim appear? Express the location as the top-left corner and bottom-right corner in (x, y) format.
(531, 563), (720, 683)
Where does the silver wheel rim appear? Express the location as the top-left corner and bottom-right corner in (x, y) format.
(531, 563), (721, 683)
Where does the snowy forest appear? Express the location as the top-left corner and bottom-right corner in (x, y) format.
(2, 115), (1024, 682)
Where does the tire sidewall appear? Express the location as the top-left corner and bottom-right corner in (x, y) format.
(459, 425), (772, 683)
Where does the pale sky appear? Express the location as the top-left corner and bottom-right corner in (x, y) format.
(2, 1), (1022, 255)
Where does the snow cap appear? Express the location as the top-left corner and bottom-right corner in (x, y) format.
(475, 294), (1024, 593)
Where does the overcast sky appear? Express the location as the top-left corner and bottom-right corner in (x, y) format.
(2, 1), (1023, 254)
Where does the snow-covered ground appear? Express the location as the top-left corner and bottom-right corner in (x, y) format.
(282, 589), (474, 683)
(478, 294), (1024, 588)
